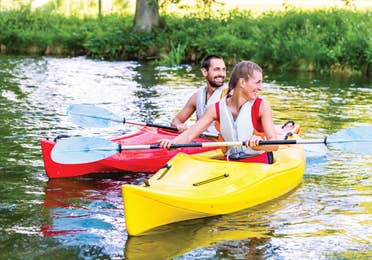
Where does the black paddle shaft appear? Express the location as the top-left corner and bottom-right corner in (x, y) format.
(122, 118), (178, 131)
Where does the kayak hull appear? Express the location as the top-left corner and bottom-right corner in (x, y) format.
(122, 137), (306, 236)
(41, 127), (216, 178)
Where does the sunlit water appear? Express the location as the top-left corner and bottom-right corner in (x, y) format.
(0, 55), (371, 259)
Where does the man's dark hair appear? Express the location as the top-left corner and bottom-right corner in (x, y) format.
(201, 54), (224, 70)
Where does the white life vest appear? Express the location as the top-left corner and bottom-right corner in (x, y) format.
(218, 97), (264, 159)
(195, 85), (227, 135)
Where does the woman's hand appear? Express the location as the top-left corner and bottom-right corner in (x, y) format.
(246, 135), (263, 150)
(159, 139), (175, 150)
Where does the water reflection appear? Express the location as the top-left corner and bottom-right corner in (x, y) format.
(40, 174), (145, 257)
(265, 71), (372, 135)
(131, 64), (201, 125)
(40, 173), (304, 259)
(125, 221), (271, 259)
(124, 192), (304, 259)
(132, 65), (161, 122)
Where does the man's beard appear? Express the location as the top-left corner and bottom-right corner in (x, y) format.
(207, 78), (224, 88)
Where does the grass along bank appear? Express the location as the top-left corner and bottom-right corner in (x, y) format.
(0, 7), (370, 75)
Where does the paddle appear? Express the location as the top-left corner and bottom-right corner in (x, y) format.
(67, 104), (178, 131)
(67, 104), (218, 138)
(51, 125), (372, 164)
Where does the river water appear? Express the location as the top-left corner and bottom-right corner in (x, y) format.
(0, 55), (371, 259)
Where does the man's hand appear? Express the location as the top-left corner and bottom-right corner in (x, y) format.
(176, 123), (189, 133)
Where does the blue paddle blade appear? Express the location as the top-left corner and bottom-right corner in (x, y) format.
(304, 143), (327, 159)
(327, 125), (372, 154)
(67, 104), (123, 128)
(51, 137), (120, 164)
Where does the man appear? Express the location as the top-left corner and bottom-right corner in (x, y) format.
(171, 54), (227, 136)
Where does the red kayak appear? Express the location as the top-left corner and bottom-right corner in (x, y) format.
(42, 120), (300, 178)
(41, 126), (217, 178)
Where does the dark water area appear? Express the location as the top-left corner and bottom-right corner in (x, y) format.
(0, 55), (371, 259)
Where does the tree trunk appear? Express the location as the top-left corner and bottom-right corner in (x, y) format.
(133, 0), (159, 33)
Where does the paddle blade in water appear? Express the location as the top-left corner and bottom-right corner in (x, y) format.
(327, 125), (372, 154)
(304, 143), (327, 159)
(51, 137), (120, 164)
(67, 104), (122, 128)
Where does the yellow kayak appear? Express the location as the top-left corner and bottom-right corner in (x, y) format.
(122, 135), (306, 236)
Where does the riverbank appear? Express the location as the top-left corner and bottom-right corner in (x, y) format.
(0, 6), (370, 75)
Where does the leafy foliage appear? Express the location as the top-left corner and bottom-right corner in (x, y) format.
(0, 6), (370, 75)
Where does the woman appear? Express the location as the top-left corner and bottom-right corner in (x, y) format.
(160, 60), (278, 164)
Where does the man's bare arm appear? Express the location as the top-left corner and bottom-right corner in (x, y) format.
(171, 92), (197, 132)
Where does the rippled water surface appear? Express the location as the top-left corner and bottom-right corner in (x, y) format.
(0, 55), (371, 259)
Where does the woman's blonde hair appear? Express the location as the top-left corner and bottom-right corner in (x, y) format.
(228, 61), (262, 94)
